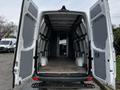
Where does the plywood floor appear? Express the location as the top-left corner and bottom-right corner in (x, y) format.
(38, 57), (86, 73)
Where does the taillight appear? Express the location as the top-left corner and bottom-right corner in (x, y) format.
(86, 75), (93, 81)
(32, 76), (40, 81)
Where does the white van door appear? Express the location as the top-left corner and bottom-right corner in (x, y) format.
(90, 0), (116, 89)
(13, 0), (38, 86)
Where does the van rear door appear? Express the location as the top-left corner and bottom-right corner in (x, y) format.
(90, 0), (116, 89)
(13, 0), (38, 87)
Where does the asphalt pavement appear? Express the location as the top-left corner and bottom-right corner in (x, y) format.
(0, 53), (14, 90)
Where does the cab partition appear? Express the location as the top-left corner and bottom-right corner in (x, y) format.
(37, 11), (89, 74)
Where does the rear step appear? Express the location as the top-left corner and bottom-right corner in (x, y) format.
(31, 81), (95, 89)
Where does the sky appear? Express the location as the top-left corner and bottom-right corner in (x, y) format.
(0, 0), (120, 25)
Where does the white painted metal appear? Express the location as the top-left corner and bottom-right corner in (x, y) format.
(90, 0), (116, 89)
(13, 0), (38, 86)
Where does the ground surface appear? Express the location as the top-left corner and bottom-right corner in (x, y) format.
(0, 53), (13, 90)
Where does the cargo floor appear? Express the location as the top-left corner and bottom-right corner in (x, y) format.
(38, 57), (86, 73)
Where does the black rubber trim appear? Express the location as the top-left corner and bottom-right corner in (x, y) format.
(88, 41), (92, 75)
(38, 73), (88, 77)
(38, 76), (88, 82)
(32, 81), (95, 88)
(39, 33), (48, 41)
(12, 0), (25, 88)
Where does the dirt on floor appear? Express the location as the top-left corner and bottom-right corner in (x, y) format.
(39, 57), (86, 73)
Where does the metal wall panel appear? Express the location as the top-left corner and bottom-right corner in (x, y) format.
(90, 4), (102, 19)
(19, 49), (33, 79)
(28, 3), (38, 18)
(94, 50), (106, 80)
(92, 15), (108, 49)
(22, 14), (36, 48)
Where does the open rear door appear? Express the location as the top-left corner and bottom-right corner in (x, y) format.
(13, 0), (38, 87)
(90, 0), (116, 89)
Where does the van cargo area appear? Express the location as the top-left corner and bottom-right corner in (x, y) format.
(38, 57), (86, 74)
(36, 10), (90, 79)
(13, 0), (116, 89)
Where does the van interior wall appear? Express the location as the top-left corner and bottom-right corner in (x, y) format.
(37, 13), (89, 71)
(48, 31), (75, 59)
(49, 31), (57, 57)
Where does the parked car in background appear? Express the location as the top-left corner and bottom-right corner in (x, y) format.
(0, 38), (16, 53)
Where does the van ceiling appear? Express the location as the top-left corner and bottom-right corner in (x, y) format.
(43, 12), (83, 31)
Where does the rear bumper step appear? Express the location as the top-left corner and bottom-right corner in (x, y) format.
(31, 82), (95, 88)
(34, 76), (88, 82)
(37, 73), (87, 77)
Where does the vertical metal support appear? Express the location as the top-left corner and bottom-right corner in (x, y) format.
(57, 32), (60, 57)
(66, 33), (69, 57)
